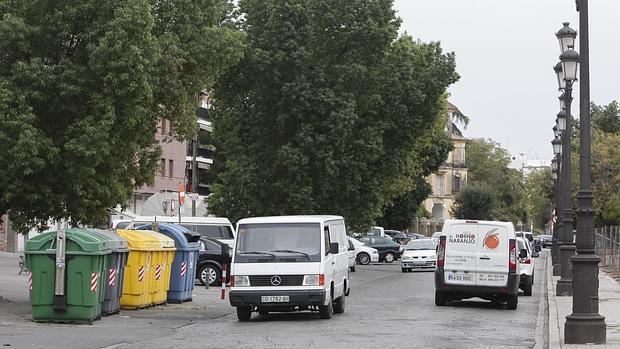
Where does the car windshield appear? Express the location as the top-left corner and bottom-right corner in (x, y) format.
(406, 240), (436, 250)
(235, 223), (321, 263)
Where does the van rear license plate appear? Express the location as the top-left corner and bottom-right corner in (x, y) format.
(261, 296), (289, 303)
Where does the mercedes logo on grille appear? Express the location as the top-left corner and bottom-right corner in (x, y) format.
(270, 275), (282, 286)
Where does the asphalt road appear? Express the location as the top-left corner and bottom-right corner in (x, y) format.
(0, 252), (546, 349)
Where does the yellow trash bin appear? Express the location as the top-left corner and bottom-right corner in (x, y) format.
(116, 229), (158, 309)
(146, 231), (176, 305)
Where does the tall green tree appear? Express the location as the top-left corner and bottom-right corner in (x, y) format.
(523, 168), (553, 231)
(465, 138), (527, 224)
(0, 0), (245, 231)
(450, 183), (496, 220)
(208, 0), (458, 230)
(592, 101), (620, 134)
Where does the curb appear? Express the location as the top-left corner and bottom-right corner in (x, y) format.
(534, 252), (549, 349)
(547, 252), (561, 349)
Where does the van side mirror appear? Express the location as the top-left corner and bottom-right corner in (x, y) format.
(519, 249), (528, 259)
(329, 242), (339, 254)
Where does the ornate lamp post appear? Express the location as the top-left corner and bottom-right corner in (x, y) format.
(550, 150), (561, 275)
(565, 0), (607, 343)
(553, 21), (579, 296)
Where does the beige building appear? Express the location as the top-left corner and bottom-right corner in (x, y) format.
(422, 102), (468, 229)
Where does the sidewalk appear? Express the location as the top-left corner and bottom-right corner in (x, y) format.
(547, 253), (620, 348)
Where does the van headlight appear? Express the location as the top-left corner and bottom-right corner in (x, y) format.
(233, 275), (250, 287)
(303, 274), (324, 286)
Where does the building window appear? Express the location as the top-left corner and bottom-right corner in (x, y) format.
(160, 158), (166, 176)
(452, 146), (465, 165)
(452, 174), (461, 194)
(168, 159), (174, 178)
(161, 119), (167, 134)
(435, 174), (445, 196)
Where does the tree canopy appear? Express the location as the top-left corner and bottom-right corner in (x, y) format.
(0, 0), (245, 231)
(464, 138), (527, 225)
(208, 0), (458, 230)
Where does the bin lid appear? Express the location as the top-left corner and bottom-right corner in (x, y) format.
(87, 228), (129, 253)
(25, 228), (112, 255)
(136, 223), (199, 251)
(116, 229), (161, 251)
(144, 229), (176, 250)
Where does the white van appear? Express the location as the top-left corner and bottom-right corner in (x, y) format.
(434, 219), (520, 309)
(229, 215), (350, 321)
(129, 216), (236, 247)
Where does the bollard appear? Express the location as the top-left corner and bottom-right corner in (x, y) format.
(220, 264), (227, 300)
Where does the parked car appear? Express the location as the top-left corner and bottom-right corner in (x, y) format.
(401, 239), (437, 272)
(384, 230), (410, 245)
(533, 238), (542, 253)
(197, 237), (232, 286)
(431, 231), (442, 243)
(405, 232), (426, 240)
(130, 215), (236, 248)
(357, 235), (403, 263)
(517, 237), (534, 296)
(347, 238), (356, 272)
(435, 219), (520, 309)
(538, 234), (553, 248)
(348, 237), (380, 265)
(229, 215), (350, 321)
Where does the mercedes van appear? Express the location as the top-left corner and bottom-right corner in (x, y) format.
(229, 215), (351, 321)
(434, 219), (520, 309)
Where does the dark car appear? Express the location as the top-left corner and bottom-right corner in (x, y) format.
(384, 230), (410, 245)
(196, 237), (232, 286)
(405, 232), (426, 240)
(538, 234), (553, 248)
(357, 235), (403, 263)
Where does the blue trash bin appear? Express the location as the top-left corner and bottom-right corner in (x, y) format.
(135, 223), (199, 303)
(86, 229), (129, 315)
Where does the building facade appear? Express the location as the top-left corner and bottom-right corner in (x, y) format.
(422, 102), (469, 230)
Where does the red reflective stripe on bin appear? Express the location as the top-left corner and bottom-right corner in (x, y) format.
(180, 261), (187, 277)
(109, 267), (116, 287)
(28, 272), (32, 290)
(138, 266), (145, 282)
(91, 272), (99, 292)
(155, 265), (162, 280)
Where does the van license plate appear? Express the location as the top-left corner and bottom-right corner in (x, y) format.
(261, 296), (289, 303)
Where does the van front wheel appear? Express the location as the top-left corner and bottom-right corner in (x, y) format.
(236, 306), (252, 321)
(319, 298), (333, 319)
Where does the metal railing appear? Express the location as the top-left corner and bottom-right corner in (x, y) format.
(595, 225), (620, 274)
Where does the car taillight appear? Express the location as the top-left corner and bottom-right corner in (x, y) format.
(509, 239), (517, 272)
(522, 258), (531, 264)
(437, 236), (446, 268)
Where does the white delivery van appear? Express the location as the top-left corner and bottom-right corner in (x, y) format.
(229, 215), (350, 321)
(434, 219), (520, 309)
(129, 216), (236, 248)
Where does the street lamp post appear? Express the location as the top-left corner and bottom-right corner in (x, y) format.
(551, 153), (561, 276)
(554, 22), (579, 296)
(565, 0), (607, 343)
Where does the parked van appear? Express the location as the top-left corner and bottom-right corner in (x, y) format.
(129, 216), (236, 248)
(229, 215), (351, 321)
(434, 219), (520, 309)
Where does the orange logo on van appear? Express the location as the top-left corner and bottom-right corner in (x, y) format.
(483, 228), (500, 249)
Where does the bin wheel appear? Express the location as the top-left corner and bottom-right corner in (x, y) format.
(199, 264), (221, 286)
(237, 307), (252, 321)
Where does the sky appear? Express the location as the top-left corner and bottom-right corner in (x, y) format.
(394, 0), (620, 163)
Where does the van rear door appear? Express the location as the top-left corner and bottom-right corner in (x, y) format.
(476, 224), (509, 287)
(443, 222), (478, 286)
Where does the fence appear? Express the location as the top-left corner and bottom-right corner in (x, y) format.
(595, 226), (620, 274)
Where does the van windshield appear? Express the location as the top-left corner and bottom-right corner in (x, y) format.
(235, 223), (321, 263)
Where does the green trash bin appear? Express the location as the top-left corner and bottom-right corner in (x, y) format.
(25, 228), (111, 324)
